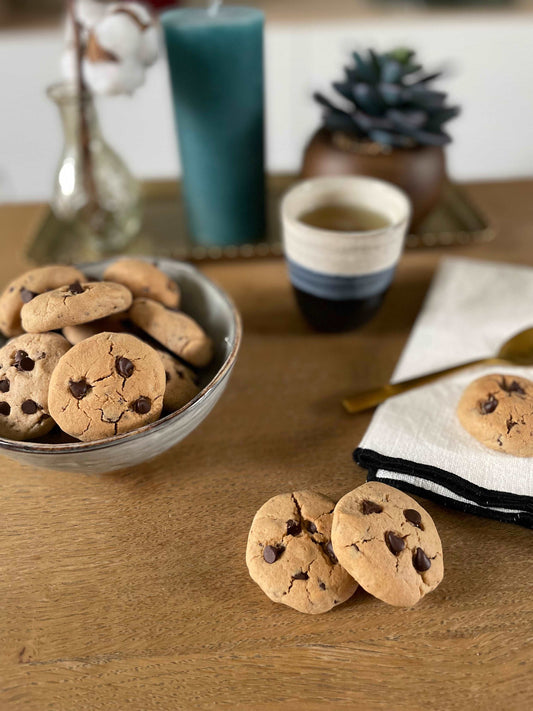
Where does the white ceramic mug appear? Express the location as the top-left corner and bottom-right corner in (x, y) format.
(281, 175), (411, 331)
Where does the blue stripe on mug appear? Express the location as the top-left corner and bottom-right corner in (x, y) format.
(287, 260), (396, 301)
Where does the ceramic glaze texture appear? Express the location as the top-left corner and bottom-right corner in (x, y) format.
(0, 258), (241, 474)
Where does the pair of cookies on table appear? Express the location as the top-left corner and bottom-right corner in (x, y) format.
(246, 482), (444, 614)
(0, 259), (212, 443)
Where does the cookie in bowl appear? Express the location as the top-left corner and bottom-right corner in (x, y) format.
(0, 257), (241, 473)
(129, 297), (214, 367)
(0, 332), (71, 440)
(48, 332), (166, 441)
(0, 264), (85, 337)
(103, 258), (180, 308)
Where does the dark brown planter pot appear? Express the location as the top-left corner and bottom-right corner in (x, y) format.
(301, 128), (446, 230)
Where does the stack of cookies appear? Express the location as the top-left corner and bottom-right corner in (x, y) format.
(246, 482), (444, 613)
(0, 259), (214, 443)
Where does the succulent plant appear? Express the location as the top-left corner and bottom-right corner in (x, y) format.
(314, 48), (460, 148)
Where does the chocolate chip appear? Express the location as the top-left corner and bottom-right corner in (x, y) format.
(362, 499), (383, 515)
(0, 379), (9, 393)
(479, 394), (498, 414)
(20, 287), (37, 303)
(323, 540), (338, 564)
(413, 547), (431, 572)
(14, 350), (34, 372)
(318, 581), (326, 590)
(404, 509), (423, 529)
(68, 281), (84, 294)
(69, 378), (91, 400)
(286, 519), (301, 536)
(263, 545), (282, 564)
(0, 402), (10, 416)
(305, 520), (317, 534)
(21, 399), (38, 414)
(132, 396), (151, 414)
(500, 378), (526, 396)
(506, 415), (518, 434)
(292, 571), (308, 580)
(116, 356), (134, 379)
(385, 531), (405, 555)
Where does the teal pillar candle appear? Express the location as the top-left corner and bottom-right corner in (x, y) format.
(161, 6), (266, 246)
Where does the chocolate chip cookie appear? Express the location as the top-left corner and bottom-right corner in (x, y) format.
(157, 350), (200, 412)
(0, 332), (71, 440)
(0, 265), (85, 337)
(128, 298), (214, 368)
(21, 281), (133, 333)
(103, 258), (180, 309)
(246, 491), (358, 614)
(48, 332), (165, 442)
(457, 373), (533, 457)
(332, 482), (444, 607)
(62, 313), (131, 345)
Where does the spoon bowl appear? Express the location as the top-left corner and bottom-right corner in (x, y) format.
(496, 327), (533, 365)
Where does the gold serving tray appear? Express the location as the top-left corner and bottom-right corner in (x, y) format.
(28, 175), (494, 264)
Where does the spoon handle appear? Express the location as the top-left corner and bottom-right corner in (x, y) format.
(342, 357), (505, 414)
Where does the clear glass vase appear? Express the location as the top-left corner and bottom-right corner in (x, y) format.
(48, 82), (141, 255)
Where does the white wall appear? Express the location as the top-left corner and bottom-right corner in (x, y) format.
(1, 11), (533, 202)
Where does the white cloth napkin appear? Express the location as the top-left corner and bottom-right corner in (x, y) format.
(354, 257), (533, 527)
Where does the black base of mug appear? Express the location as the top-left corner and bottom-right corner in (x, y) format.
(293, 287), (386, 333)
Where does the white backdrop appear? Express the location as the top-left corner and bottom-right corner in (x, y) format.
(1, 11), (532, 202)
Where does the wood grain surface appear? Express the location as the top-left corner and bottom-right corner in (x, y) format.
(0, 183), (532, 710)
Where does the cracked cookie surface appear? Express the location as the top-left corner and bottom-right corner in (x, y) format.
(0, 332), (71, 440)
(48, 332), (165, 442)
(457, 373), (533, 457)
(332, 482), (444, 607)
(157, 350), (200, 412)
(0, 265), (85, 337)
(21, 281), (133, 333)
(103, 258), (180, 309)
(129, 298), (213, 368)
(246, 490), (358, 614)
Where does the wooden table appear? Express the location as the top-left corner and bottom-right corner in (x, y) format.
(1, 182), (532, 710)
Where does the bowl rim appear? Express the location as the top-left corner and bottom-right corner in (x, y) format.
(0, 259), (242, 455)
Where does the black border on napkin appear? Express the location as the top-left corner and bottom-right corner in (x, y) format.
(354, 447), (533, 529)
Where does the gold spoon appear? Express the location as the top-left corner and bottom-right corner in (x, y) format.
(342, 326), (533, 414)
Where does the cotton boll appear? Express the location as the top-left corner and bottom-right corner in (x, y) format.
(77, 0), (108, 29)
(108, 2), (153, 28)
(92, 12), (143, 62)
(138, 24), (159, 67)
(107, 2), (158, 66)
(83, 57), (145, 96)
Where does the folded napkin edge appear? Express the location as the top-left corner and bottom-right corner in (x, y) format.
(354, 447), (533, 515)
(365, 469), (533, 529)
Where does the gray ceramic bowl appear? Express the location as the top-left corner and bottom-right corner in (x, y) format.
(0, 258), (242, 473)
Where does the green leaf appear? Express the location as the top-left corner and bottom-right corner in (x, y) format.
(381, 59), (404, 84)
(387, 108), (428, 130)
(378, 83), (404, 106)
(402, 87), (447, 110)
(352, 51), (379, 83)
(333, 81), (355, 102)
(353, 83), (386, 115)
(388, 48), (415, 65)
